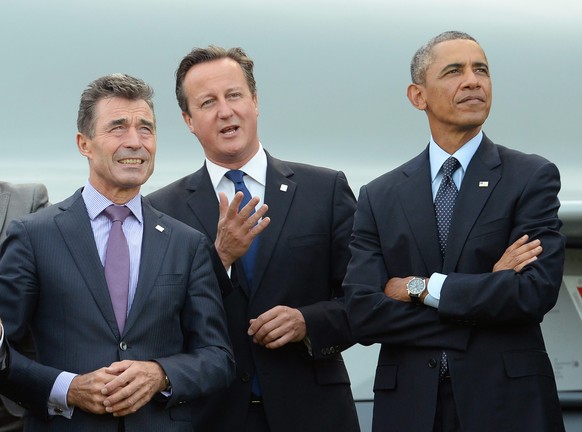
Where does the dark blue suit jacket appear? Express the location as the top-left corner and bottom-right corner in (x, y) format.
(0, 189), (235, 432)
(148, 151), (361, 432)
(345, 135), (566, 432)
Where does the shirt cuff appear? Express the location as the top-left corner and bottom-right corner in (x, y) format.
(48, 371), (77, 418)
(424, 273), (447, 309)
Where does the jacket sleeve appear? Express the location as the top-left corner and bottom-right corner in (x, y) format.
(298, 171), (358, 359)
(439, 162), (565, 324)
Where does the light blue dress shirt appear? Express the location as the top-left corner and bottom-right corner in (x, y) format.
(424, 132), (482, 308)
(48, 182), (143, 418)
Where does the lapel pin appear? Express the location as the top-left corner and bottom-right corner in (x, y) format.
(155, 225), (165, 232)
(280, 184), (288, 192)
(479, 181), (489, 188)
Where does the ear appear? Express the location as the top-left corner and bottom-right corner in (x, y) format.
(182, 111), (196, 134)
(252, 93), (259, 116)
(77, 132), (92, 158)
(407, 83), (427, 111)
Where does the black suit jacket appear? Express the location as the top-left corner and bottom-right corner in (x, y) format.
(0, 190), (235, 432)
(344, 135), (565, 432)
(148, 151), (360, 432)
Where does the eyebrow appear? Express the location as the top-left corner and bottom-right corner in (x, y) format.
(439, 61), (489, 75)
(107, 117), (155, 129)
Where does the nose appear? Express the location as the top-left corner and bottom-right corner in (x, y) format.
(217, 98), (234, 119)
(124, 127), (143, 148)
(463, 70), (481, 89)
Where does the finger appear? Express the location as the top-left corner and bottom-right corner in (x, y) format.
(218, 192), (229, 220)
(514, 255), (538, 272)
(247, 204), (269, 225)
(251, 217), (271, 237)
(506, 234), (529, 252)
(515, 239), (541, 255)
(248, 307), (280, 335)
(226, 192), (245, 218)
(239, 196), (261, 219)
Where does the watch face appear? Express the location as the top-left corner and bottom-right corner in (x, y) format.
(407, 278), (425, 295)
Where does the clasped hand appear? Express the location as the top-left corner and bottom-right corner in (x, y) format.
(67, 360), (165, 417)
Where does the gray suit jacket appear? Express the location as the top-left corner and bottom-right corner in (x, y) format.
(0, 182), (49, 242)
(0, 181), (48, 426)
(0, 189), (235, 432)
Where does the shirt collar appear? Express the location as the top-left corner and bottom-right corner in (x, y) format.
(429, 131), (482, 182)
(205, 143), (267, 188)
(81, 181), (143, 223)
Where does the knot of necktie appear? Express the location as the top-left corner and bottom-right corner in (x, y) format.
(224, 169), (246, 185)
(441, 157), (460, 179)
(103, 205), (132, 223)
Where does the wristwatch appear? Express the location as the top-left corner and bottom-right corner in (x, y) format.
(163, 375), (172, 392)
(406, 277), (426, 304)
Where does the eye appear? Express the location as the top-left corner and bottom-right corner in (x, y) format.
(200, 99), (215, 108)
(227, 92), (242, 99)
(475, 67), (489, 75)
(139, 126), (154, 135)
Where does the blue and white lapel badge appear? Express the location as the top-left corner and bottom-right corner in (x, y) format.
(155, 224), (165, 232)
(479, 181), (489, 188)
(280, 184), (288, 192)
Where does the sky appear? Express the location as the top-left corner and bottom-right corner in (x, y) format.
(1, 0), (581, 400)
(1, 0), (581, 204)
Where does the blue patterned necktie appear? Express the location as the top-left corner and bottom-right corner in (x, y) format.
(225, 169), (262, 396)
(103, 205), (132, 334)
(224, 170), (259, 287)
(434, 157), (460, 381)
(434, 157), (460, 258)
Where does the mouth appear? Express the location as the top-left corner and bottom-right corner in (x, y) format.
(220, 125), (239, 135)
(458, 95), (485, 104)
(118, 158), (145, 165)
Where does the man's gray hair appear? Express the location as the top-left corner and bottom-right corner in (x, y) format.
(410, 31), (480, 85)
(77, 73), (155, 138)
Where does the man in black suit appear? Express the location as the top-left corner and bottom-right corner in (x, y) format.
(0, 181), (49, 431)
(148, 46), (360, 432)
(0, 73), (234, 431)
(344, 31), (565, 431)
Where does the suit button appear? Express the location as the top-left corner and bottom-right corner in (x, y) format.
(428, 358), (438, 368)
(241, 372), (251, 383)
(119, 341), (128, 351)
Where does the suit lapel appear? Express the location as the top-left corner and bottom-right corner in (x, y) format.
(250, 154), (295, 298)
(124, 200), (171, 334)
(397, 149), (443, 274)
(54, 190), (121, 337)
(444, 135), (501, 272)
(185, 166), (220, 241)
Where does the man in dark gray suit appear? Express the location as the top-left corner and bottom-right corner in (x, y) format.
(148, 46), (360, 432)
(0, 181), (48, 431)
(344, 31), (564, 431)
(0, 73), (234, 431)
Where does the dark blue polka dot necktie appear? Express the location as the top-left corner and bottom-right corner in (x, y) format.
(434, 157), (460, 381)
